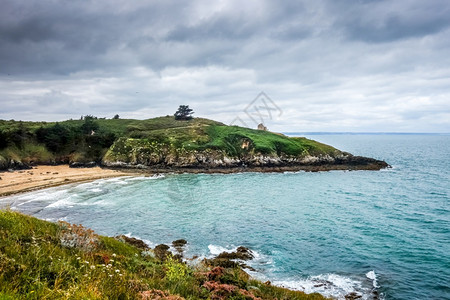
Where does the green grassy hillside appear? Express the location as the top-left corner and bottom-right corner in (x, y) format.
(0, 116), (343, 170)
(0, 210), (325, 299)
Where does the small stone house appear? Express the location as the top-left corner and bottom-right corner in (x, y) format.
(257, 123), (267, 131)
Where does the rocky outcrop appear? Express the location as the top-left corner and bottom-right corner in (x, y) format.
(69, 161), (97, 168)
(0, 156), (32, 171)
(115, 235), (149, 250)
(0, 155), (8, 170)
(101, 138), (389, 171)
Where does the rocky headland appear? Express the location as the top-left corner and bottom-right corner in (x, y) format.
(0, 116), (389, 173)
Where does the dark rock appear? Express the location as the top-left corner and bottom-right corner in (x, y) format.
(172, 254), (183, 262)
(172, 239), (187, 248)
(0, 155), (8, 170)
(240, 263), (256, 272)
(115, 235), (149, 250)
(345, 292), (362, 299)
(154, 244), (170, 261)
(205, 258), (239, 269)
(8, 159), (31, 170)
(172, 239), (187, 254)
(69, 161), (97, 168)
(216, 246), (254, 261)
(205, 246), (255, 269)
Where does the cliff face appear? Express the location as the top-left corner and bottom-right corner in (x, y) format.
(101, 136), (389, 171)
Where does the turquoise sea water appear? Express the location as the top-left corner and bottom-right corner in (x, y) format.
(2, 135), (449, 299)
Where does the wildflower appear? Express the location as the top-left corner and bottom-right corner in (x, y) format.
(76, 257), (81, 260)
(109, 274), (113, 277)
(84, 261), (89, 264)
(112, 253), (117, 257)
(90, 265), (96, 269)
(110, 259), (114, 262)
(115, 269), (120, 273)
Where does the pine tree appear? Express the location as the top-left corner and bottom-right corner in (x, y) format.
(174, 105), (194, 120)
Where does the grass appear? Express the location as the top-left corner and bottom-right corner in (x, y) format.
(1, 116), (345, 168)
(0, 143), (54, 165)
(0, 210), (326, 299)
(204, 125), (338, 157)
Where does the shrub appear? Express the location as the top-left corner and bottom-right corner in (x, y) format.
(58, 221), (99, 252)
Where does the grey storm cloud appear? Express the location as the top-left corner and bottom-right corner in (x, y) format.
(0, 0), (449, 132)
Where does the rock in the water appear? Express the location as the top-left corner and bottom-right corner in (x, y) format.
(345, 292), (362, 299)
(172, 239), (187, 254)
(216, 246), (254, 261)
(115, 235), (149, 250)
(205, 246), (254, 269)
(205, 258), (240, 269)
(154, 244), (170, 260)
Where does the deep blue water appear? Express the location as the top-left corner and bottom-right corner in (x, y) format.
(2, 135), (449, 299)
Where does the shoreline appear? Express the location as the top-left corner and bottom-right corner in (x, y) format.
(0, 162), (389, 197)
(0, 165), (138, 198)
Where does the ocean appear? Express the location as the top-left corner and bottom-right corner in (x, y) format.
(2, 134), (449, 299)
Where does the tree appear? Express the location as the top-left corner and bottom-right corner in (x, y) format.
(81, 116), (99, 134)
(113, 114), (120, 119)
(174, 105), (194, 120)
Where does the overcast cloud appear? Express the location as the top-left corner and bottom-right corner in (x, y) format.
(1, 0), (449, 132)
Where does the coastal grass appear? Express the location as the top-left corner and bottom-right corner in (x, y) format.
(0, 143), (54, 165)
(1, 116), (343, 168)
(0, 210), (326, 299)
(204, 125), (338, 156)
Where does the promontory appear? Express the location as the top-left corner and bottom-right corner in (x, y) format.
(0, 116), (389, 172)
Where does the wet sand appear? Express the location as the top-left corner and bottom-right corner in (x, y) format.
(0, 165), (134, 197)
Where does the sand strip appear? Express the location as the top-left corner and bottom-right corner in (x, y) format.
(0, 165), (136, 197)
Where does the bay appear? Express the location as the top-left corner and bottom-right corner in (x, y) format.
(3, 134), (449, 299)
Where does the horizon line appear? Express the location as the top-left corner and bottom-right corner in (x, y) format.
(283, 132), (450, 135)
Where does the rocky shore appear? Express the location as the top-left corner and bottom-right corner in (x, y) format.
(101, 152), (389, 172)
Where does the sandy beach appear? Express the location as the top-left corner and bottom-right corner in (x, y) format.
(0, 165), (135, 197)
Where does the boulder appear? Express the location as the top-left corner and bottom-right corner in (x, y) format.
(115, 235), (149, 250)
(0, 155), (7, 170)
(69, 161), (97, 168)
(154, 244), (170, 261)
(172, 239), (187, 254)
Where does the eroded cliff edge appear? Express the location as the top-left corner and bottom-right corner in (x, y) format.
(101, 121), (388, 172)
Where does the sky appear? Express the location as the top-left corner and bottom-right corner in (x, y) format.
(1, 0), (449, 133)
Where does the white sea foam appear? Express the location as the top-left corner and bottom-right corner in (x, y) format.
(208, 244), (237, 256)
(206, 245), (378, 299)
(47, 198), (74, 208)
(129, 174), (166, 181)
(123, 232), (156, 248)
(366, 270), (379, 288)
(273, 272), (382, 300)
(207, 244), (273, 273)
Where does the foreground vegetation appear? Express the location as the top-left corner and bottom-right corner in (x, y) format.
(0, 210), (325, 299)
